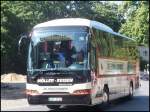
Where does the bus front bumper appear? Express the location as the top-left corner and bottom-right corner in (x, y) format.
(27, 94), (91, 105)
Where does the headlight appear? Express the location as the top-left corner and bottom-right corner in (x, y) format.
(26, 89), (40, 95)
(72, 89), (91, 95)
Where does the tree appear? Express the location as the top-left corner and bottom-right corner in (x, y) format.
(91, 1), (123, 32)
(1, 1), (45, 73)
(119, 1), (149, 46)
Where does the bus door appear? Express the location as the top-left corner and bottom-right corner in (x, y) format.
(90, 45), (100, 104)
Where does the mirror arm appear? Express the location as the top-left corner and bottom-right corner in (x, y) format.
(18, 35), (28, 53)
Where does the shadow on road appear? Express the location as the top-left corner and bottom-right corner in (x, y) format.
(1, 82), (26, 100)
(47, 105), (104, 111)
(46, 95), (149, 111)
(107, 96), (149, 111)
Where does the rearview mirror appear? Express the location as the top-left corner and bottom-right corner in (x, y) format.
(18, 34), (29, 54)
(86, 33), (91, 52)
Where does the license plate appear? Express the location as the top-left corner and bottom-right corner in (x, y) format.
(48, 97), (62, 102)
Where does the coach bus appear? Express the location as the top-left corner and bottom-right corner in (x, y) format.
(18, 18), (140, 110)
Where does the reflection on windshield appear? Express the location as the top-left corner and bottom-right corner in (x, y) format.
(28, 31), (88, 70)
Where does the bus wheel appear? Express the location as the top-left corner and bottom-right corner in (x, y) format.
(102, 87), (109, 105)
(46, 105), (60, 110)
(128, 83), (133, 99)
(27, 96), (36, 104)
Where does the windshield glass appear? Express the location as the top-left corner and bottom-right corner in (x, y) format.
(28, 27), (89, 71)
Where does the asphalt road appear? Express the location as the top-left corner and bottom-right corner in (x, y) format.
(2, 80), (149, 111)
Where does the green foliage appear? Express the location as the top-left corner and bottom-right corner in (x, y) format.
(92, 1), (123, 32)
(119, 1), (149, 46)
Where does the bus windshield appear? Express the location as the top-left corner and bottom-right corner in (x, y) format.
(28, 27), (89, 71)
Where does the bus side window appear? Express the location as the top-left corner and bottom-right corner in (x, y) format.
(128, 63), (135, 74)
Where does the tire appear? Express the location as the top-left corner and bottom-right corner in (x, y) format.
(127, 83), (133, 99)
(46, 105), (60, 110)
(102, 87), (109, 106)
(27, 96), (37, 104)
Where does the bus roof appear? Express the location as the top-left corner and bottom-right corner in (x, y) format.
(33, 18), (134, 41)
(34, 18), (113, 32)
